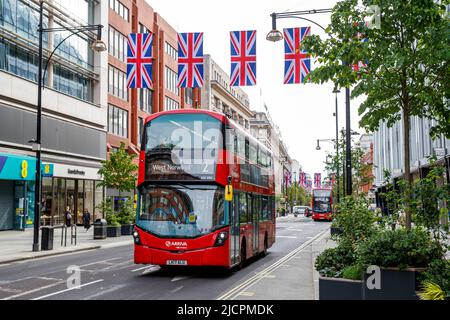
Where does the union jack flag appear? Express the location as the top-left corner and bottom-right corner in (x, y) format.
(177, 32), (204, 88)
(331, 174), (336, 186)
(283, 27), (311, 84)
(314, 173), (321, 188)
(352, 22), (369, 72)
(284, 170), (292, 186)
(230, 30), (257, 86)
(299, 172), (306, 187)
(126, 33), (153, 89)
(306, 179), (312, 193)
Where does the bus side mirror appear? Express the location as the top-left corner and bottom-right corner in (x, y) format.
(225, 176), (233, 202)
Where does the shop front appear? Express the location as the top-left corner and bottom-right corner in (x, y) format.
(41, 163), (104, 226)
(0, 153), (36, 231)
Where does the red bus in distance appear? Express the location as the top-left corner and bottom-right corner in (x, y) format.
(133, 110), (276, 269)
(311, 188), (333, 221)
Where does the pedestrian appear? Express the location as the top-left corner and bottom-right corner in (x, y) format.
(65, 206), (72, 227)
(82, 208), (91, 231)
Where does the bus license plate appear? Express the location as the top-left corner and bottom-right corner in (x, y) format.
(166, 260), (187, 266)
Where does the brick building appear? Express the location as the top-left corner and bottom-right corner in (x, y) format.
(106, 0), (200, 198)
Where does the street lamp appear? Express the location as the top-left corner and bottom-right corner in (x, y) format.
(333, 86), (340, 202)
(32, 0), (106, 252)
(266, 8), (354, 196)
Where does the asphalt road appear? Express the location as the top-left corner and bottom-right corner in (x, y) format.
(0, 215), (330, 300)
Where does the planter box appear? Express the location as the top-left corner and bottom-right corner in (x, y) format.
(330, 226), (343, 237)
(362, 268), (422, 300)
(107, 226), (121, 238)
(319, 277), (363, 300)
(121, 224), (133, 235)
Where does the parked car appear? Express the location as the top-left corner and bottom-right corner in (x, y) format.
(293, 206), (309, 217)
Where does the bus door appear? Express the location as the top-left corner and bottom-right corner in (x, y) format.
(229, 192), (240, 265)
(251, 194), (259, 253)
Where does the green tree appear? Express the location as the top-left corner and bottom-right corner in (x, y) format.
(303, 0), (450, 229)
(97, 142), (138, 195)
(287, 183), (310, 207)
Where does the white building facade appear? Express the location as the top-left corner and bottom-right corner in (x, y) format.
(200, 54), (253, 130)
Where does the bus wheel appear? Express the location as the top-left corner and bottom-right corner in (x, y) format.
(238, 241), (246, 270)
(261, 235), (268, 257)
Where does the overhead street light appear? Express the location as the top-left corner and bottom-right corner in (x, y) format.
(266, 8), (357, 196)
(32, 0), (105, 252)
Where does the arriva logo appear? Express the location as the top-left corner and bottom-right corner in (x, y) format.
(165, 241), (188, 247)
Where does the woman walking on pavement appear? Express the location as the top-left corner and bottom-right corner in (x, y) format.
(65, 206), (72, 227)
(82, 208), (91, 231)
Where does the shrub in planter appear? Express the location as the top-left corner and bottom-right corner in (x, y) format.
(356, 227), (445, 300)
(342, 264), (363, 281)
(418, 258), (450, 300)
(356, 227), (444, 269)
(332, 196), (378, 244)
(315, 241), (356, 278)
(117, 197), (135, 235)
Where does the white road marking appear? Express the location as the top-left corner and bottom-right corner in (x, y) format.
(142, 266), (161, 274)
(81, 284), (127, 300)
(238, 292), (255, 297)
(217, 229), (328, 300)
(79, 257), (122, 267)
(170, 286), (184, 294)
(131, 265), (154, 272)
(32, 279), (104, 300)
(171, 276), (191, 282)
(2, 280), (65, 300)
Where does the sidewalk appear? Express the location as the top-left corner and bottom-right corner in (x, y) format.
(220, 229), (336, 300)
(0, 227), (133, 265)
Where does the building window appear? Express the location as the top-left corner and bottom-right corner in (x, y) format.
(108, 64), (128, 101)
(109, 0), (129, 22)
(165, 66), (179, 95)
(108, 104), (128, 138)
(139, 23), (149, 34)
(165, 41), (178, 60)
(165, 96), (179, 111)
(185, 87), (193, 105)
(108, 26), (127, 62)
(139, 89), (153, 113)
(138, 117), (144, 146)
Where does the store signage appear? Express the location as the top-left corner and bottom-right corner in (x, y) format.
(42, 163), (54, 177)
(68, 169), (86, 176)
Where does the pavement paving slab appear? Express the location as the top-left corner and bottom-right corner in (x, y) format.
(0, 227), (132, 265)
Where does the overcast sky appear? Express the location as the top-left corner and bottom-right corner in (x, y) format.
(149, 0), (365, 177)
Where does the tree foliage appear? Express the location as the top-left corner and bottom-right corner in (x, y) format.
(302, 0), (449, 228)
(302, 0), (449, 137)
(97, 142), (138, 194)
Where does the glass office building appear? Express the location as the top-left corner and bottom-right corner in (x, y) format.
(0, 0), (107, 230)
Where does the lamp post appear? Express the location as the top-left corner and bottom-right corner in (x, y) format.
(266, 8), (354, 197)
(333, 86), (340, 203)
(293, 171), (297, 209)
(32, 0), (106, 252)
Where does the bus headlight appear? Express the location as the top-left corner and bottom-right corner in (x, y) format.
(133, 230), (141, 245)
(214, 231), (228, 247)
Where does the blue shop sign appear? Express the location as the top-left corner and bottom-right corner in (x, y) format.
(42, 163), (54, 177)
(0, 153), (36, 181)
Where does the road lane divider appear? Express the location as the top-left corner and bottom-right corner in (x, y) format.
(2, 280), (65, 300)
(31, 279), (104, 300)
(217, 229), (329, 300)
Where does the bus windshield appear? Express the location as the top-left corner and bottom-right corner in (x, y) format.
(136, 185), (226, 238)
(144, 113), (223, 181)
(313, 199), (331, 213)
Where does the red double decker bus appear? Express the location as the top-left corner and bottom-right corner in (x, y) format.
(133, 110), (275, 269)
(311, 189), (333, 221)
